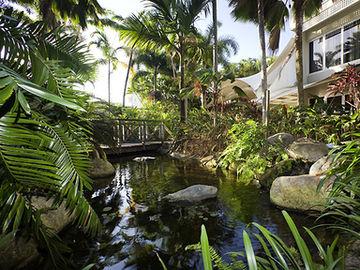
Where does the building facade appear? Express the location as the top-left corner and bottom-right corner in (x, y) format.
(220, 0), (360, 108)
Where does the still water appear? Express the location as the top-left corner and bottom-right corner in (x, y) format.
(65, 155), (315, 269)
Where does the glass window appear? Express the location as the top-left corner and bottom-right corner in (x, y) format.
(326, 96), (343, 114)
(325, 29), (342, 67)
(344, 19), (360, 63)
(309, 37), (323, 73)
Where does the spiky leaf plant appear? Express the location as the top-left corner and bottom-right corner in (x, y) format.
(0, 10), (100, 267)
(189, 211), (343, 270)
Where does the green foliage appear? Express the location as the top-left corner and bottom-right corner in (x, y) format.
(196, 211), (343, 270)
(0, 13), (100, 267)
(219, 120), (285, 183)
(268, 106), (355, 144)
(318, 130), (360, 239)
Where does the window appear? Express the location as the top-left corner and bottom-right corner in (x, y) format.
(343, 19), (360, 63)
(326, 95), (343, 114)
(325, 29), (342, 67)
(309, 37), (323, 73)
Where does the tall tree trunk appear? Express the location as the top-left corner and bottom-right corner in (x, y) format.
(179, 39), (187, 122)
(258, 0), (269, 125)
(123, 48), (134, 107)
(212, 0), (219, 127)
(294, 0), (305, 106)
(108, 59), (111, 106)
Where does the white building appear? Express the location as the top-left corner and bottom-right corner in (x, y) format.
(220, 0), (360, 108)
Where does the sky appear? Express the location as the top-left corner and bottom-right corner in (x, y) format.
(88, 0), (294, 105)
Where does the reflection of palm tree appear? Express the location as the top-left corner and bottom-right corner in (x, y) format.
(345, 32), (360, 62)
(314, 46), (341, 69)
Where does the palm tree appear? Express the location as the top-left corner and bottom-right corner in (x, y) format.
(292, 0), (322, 106)
(90, 30), (121, 106)
(0, 12), (100, 266)
(212, 0), (218, 125)
(133, 51), (171, 94)
(4, 0), (104, 28)
(119, 0), (211, 122)
(228, 0), (288, 125)
(122, 45), (136, 107)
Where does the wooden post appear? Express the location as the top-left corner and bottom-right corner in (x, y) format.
(160, 122), (164, 143)
(119, 119), (123, 145)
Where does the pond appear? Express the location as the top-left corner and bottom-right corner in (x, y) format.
(63, 154), (317, 269)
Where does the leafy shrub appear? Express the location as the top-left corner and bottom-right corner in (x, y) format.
(218, 120), (286, 183)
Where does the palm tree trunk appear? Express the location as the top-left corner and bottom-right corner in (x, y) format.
(153, 66), (158, 98)
(179, 38), (187, 122)
(108, 59), (111, 106)
(123, 48), (134, 107)
(294, 0), (305, 106)
(258, 0), (269, 125)
(212, 0), (219, 127)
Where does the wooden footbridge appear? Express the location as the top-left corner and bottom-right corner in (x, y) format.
(92, 119), (173, 155)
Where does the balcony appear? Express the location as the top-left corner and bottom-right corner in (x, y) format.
(303, 0), (359, 31)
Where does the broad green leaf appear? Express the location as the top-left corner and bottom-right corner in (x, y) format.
(17, 90), (31, 114)
(282, 211), (313, 270)
(243, 230), (257, 270)
(200, 225), (213, 270)
(18, 82), (85, 111)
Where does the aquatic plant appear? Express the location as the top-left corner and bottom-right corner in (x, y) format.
(194, 211), (343, 270)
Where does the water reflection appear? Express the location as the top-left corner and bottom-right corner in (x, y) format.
(65, 155), (316, 269)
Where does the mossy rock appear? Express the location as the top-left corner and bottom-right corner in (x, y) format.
(270, 175), (332, 211)
(89, 158), (115, 179)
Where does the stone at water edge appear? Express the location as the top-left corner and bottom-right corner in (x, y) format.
(31, 196), (73, 233)
(309, 155), (335, 176)
(133, 156), (156, 162)
(89, 157), (115, 179)
(200, 155), (217, 168)
(267, 133), (295, 147)
(163, 185), (218, 203)
(286, 141), (329, 163)
(270, 175), (332, 212)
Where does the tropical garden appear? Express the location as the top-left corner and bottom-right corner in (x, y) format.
(0, 0), (359, 269)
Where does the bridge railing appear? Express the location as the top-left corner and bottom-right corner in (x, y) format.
(92, 119), (173, 147)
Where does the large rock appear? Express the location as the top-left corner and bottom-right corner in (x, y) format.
(163, 185), (218, 203)
(270, 175), (332, 211)
(345, 240), (360, 269)
(309, 155), (335, 176)
(0, 237), (39, 270)
(32, 196), (73, 233)
(0, 197), (74, 269)
(287, 141), (329, 163)
(267, 133), (295, 147)
(89, 157), (115, 179)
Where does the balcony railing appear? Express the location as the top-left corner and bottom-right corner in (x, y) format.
(303, 0), (358, 31)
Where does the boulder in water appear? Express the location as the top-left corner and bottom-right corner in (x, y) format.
(163, 185), (217, 203)
(133, 156), (156, 162)
(267, 133), (294, 147)
(89, 157), (115, 179)
(270, 175), (332, 211)
(287, 141), (329, 163)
